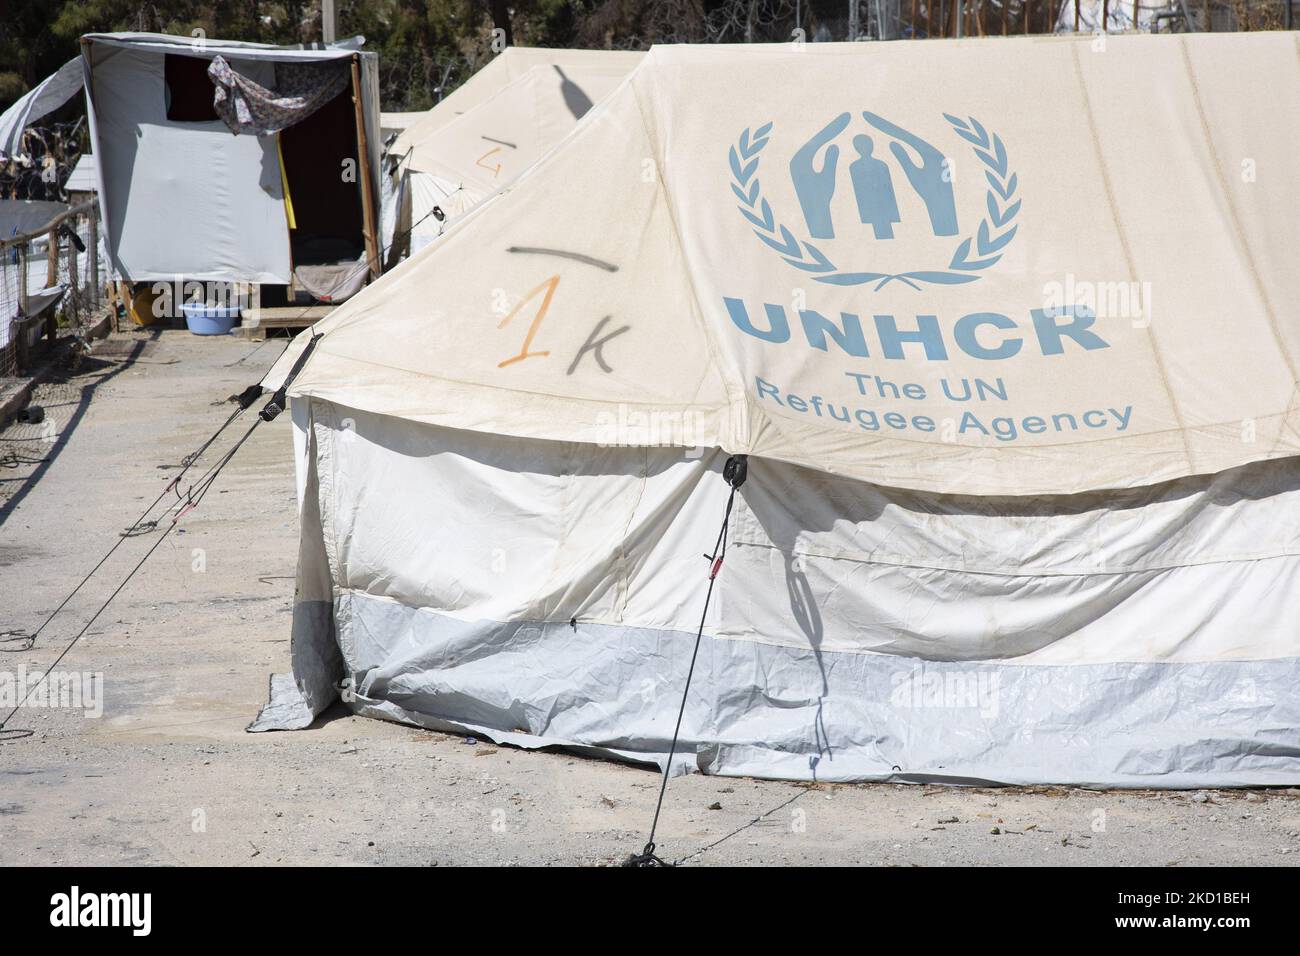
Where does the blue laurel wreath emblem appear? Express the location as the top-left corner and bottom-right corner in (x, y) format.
(729, 114), (1020, 290)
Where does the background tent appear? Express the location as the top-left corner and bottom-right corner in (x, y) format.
(391, 48), (641, 254)
(0, 57), (85, 161)
(81, 33), (382, 292)
(390, 47), (643, 157)
(63, 153), (98, 195)
(379, 111), (422, 140)
(254, 33), (1300, 787)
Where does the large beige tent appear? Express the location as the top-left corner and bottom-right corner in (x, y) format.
(254, 34), (1300, 787)
(391, 48), (642, 253)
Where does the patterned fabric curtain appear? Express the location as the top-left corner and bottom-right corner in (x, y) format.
(207, 56), (350, 137)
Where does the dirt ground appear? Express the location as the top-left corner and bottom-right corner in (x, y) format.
(1, 329), (1298, 867)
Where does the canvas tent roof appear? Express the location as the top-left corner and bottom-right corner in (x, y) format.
(391, 47), (643, 158)
(81, 32), (381, 285)
(269, 32), (1300, 498)
(401, 60), (642, 216)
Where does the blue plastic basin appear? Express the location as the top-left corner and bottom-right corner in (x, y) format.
(181, 303), (240, 335)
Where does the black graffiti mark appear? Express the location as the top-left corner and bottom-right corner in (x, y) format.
(481, 135), (518, 149)
(506, 247), (619, 272)
(567, 316), (630, 375)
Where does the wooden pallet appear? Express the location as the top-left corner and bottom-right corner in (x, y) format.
(234, 306), (334, 341)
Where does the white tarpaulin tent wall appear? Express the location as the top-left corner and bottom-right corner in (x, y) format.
(81, 33), (382, 286)
(252, 33), (1300, 787)
(392, 48), (642, 254)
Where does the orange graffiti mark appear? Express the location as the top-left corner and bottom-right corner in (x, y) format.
(475, 147), (503, 178)
(497, 274), (559, 368)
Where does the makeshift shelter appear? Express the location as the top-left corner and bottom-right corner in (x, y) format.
(391, 48), (641, 254)
(253, 33), (1300, 788)
(80, 33), (382, 300)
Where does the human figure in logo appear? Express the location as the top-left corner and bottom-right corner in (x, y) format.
(862, 111), (958, 237)
(789, 112), (851, 240)
(848, 135), (900, 240)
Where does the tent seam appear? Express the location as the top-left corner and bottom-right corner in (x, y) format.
(627, 56), (748, 454)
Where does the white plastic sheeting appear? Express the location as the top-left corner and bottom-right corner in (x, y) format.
(253, 397), (1300, 786)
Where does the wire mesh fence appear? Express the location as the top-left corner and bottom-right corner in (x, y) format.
(1, 200), (108, 379)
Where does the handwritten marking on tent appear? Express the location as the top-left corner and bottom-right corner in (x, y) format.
(476, 147), (504, 177)
(506, 246), (619, 272)
(567, 316), (630, 375)
(497, 274), (558, 367)
(480, 135), (518, 149)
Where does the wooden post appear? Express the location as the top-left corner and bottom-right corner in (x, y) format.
(46, 228), (58, 287)
(17, 246), (28, 313)
(350, 56), (381, 280)
(66, 217), (78, 330)
(88, 207), (99, 316)
(46, 231), (58, 343)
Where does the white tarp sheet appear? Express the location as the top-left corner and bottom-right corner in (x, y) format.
(252, 398), (1300, 786)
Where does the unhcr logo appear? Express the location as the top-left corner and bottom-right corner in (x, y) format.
(730, 111), (1019, 290)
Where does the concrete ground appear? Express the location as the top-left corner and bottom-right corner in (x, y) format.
(1, 329), (1298, 867)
